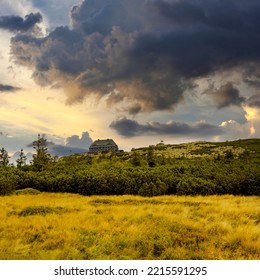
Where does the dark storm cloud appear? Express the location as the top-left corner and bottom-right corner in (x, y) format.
(149, 0), (260, 32)
(204, 82), (245, 109)
(9, 0), (260, 113)
(70, 0), (142, 34)
(0, 83), (21, 92)
(247, 93), (260, 108)
(0, 13), (42, 33)
(110, 117), (223, 137)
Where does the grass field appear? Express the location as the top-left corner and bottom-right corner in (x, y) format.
(0, 192), (259, 260)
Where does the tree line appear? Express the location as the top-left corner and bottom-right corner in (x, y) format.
(0, 135), (259, 196)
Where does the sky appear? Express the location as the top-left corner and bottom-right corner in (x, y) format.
(0, 0), (260, 157)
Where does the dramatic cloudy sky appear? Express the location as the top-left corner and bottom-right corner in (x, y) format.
(0, 0), (260, 156)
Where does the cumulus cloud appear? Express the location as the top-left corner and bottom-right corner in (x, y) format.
(65, 131), (93, 149)
(0, 12), (42, 33)
(220, 120), (253, 139)
(0, 83), (21, 92)
(26, 132), (93, 156)
(110, 117), (223, 138)
(9, 0), (260, 113)
(26, 141), (88, 156)
(49, 132), (93, 156)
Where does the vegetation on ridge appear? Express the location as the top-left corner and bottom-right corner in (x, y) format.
(0, 137), (260, 196)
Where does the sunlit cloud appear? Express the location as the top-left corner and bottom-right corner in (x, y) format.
(9, 0), (260, 115)
(0, 0), (259, 155)
(244, 106), (260, 136)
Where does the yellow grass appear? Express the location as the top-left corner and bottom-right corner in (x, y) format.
(0, 193), (259, 260)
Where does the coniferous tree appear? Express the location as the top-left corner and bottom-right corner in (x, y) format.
(0, 147), (9, 167)
(32, 134), (52, 171)
(16, 149), (27, 169)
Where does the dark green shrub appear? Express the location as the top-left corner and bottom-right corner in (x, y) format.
(14, 188), (41, 195)
(0, 169), (18, 195)
(18, 206), (66, 216)
(176, 177), (217, 195)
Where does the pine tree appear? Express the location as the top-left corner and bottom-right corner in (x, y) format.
(32, 134), (52, 171)
(16, 149), (27, 169)
(0, 147), (9, 167)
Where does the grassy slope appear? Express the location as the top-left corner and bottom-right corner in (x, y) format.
(0, 193), (259, 260)
(133, 138), (260, 160)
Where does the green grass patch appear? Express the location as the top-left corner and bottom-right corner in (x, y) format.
(14, 188), (41, 195)
(11, 206), (68, 217)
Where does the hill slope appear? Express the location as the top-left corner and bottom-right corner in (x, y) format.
(132, 138), (260, 160)
(1, 139), (259, 196)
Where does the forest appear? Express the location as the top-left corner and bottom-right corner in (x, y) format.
(0, 136), (260, 197)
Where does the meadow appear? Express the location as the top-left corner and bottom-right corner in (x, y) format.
(0, 192), (259, 260)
